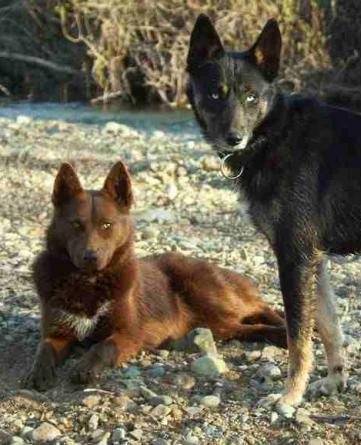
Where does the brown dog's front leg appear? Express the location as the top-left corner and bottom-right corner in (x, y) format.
(276, 245), (321, 411)
(72, 332), (142, 384)
(24, 335), (75, 391)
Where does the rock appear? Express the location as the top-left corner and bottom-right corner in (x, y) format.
(129, 429), (143, 441)
(182, 432), (199, 444)
(145, 365), (166, 379)
(95, 432), (111, 445)
(91, 430), (105, 441)
(31, 423), (61, 443)
(295, 408), (314, 426)
(82, 394), (101, 409)
(149, 395), (173, 406)
(113, 395), (137, 412)
(141, 227), (159, 240)
(246, 350), (261, 362)
(166, 183), (178, 200)
(88, 414), (99, 431)
(173, 373), (196, 390)
(190, 353), (228, 377)
(9, 437), (24, 445)
(202, 157), (219, 172)
(152, 439), (170, 445)
(183, 406), (203, 416)
(256, 363), (282, 381)
(151, 404), (172, 417)
(270, 412), (279, 424)
(140, 386), (158, 400)
(199, 395), (221, 408)
(103, 121), (137, 136)
(308, 439), (324, 445)
(140, 209), (176, 224)
(261, 346), (282, 361)
(276, 402), (296, 419)
(20, 426), (33, 439)
(169, 328), (217, 354)
(122, 366), (141, 379)
(111, 427), (126, 442)
(0, 429), (11, 445)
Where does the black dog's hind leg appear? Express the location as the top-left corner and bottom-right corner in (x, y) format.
(275, 239), (321, 410)
(309, 259), (347, 396)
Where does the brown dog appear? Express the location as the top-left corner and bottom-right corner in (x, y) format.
(25, 161), (286, 390)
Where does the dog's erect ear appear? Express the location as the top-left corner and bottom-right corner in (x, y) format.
(103, 161), (133, 208)
(52, 163), (83, 207)
(248, 19), (281, 82)
(187, 14), (224, 70)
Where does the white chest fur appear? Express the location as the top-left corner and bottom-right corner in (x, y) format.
(57, 301), (112, 341)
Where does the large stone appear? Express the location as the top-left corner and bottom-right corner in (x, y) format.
(168, 328), (217, 354)
(31, 423), (61, 443)
(199, 395), (220, 408)
(190, 353), (228, 377)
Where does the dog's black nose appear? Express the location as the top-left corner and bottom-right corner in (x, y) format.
(83, 249), (98, 264)
(226, 133), (242, 146)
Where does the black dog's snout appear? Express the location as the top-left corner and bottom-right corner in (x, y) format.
(226, 132), (243, 146)
(83, 249), (98, 264)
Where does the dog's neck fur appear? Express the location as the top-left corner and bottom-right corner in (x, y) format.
(223, 93), (294, 198)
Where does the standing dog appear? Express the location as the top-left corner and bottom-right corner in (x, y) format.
(186, 14), (361, 411)
(25, 161), (286, 391)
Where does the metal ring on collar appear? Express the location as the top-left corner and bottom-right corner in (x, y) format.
(220, 152), (244, 179)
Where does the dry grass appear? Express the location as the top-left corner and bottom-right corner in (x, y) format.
(58, 0), (330, 106)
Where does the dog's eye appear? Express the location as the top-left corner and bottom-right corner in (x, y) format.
(208, 84), (228, 101)
(70, 220), (83, 231)
(101, 222), (113, 231)
(245, 93), (258, 104)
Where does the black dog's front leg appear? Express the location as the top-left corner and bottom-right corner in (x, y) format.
(276, 243), (321, 410)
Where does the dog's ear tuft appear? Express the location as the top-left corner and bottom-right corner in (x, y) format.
(187, 14), (224, 70)
(248, 18), (281, 82)
(52, 163), (83, 207)
(103, 161), (133, 209)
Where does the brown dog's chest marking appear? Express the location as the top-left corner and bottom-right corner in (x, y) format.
(49, 273), (120, 340)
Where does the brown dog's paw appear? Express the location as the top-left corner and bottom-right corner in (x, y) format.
(71, 355), (103, 385)
(23, 363), (56, 392)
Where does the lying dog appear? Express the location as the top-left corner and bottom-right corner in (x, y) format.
(25, 161), (286, 390)
(186, 15), (361, 412)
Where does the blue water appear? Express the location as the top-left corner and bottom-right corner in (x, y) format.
(0, 101), (197, 136)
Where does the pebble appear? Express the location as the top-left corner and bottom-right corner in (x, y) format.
(149, 395), (173, 406)
(145, 365), (166, 379)
(191, 353), (228, 377)
(0, 429), (11, 444)
(9, 437), (24, 445)
(113, 395), (138, 412)
(82, 394), (101, 409)
(152, 439), (170, 445)
(31, 423), (61, 443)
(173, 373), (196, 390)
(122, 366), (141, 378)
(256, 363), (282, 381)
(182, 433), (199, 445)
(199, 395), (221, 408)
(150, 404), (172, 417)
(129, 429), (143, 441)
(95, 432), (111, 445)
(308, 439), (324, 445)
(111, 427), (127, 442)
(88, 414), (99, 431)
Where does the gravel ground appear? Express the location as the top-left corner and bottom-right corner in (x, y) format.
(0, 109), (360, 445)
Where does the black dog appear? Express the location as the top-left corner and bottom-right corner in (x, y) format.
(186, 14), (361, 413)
